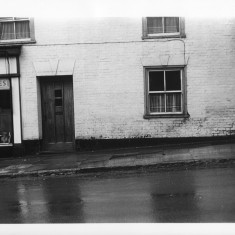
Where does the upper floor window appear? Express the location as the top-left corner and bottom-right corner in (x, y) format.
(142, 17), (185, 39)
(0, 17), (35, 43)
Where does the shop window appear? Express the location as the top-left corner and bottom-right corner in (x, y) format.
(0, 17), (35, 43)
(0, 79), (12, 144)
(144, 67), (189, 118)
(142, 17), (185, 39)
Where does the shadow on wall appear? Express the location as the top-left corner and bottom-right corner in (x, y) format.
(76, 136), (235, 151)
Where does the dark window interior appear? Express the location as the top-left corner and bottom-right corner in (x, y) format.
(165, 71), (181, 91)
(0, 90), (12, 143)
(149, 71), (164, 91)
(54, 89), (63, 107)
(55, 99), (62, 107)
(0, 90), (11, 109)
(55, 89), (62, 98)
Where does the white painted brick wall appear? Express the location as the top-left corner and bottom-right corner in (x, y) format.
(19, 17), (235, 140)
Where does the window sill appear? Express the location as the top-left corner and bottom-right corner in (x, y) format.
(144, 113), (190, 119)
(0, 143), (13, 147)
(0, 39), (36, 45)
(142, 34), (186, 40)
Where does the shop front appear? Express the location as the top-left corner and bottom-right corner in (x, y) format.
(0, 78), (12, 145)
(0, 46), (22, 156)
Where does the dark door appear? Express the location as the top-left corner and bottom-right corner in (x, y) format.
(41, 77), (74, 152)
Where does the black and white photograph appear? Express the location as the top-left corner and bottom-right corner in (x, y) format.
(0, 0), (235, 234)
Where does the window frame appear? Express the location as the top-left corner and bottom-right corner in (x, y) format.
(142, 17), (186, 39)
(0, 17), (35, 44)
(144, 66), (189, 119)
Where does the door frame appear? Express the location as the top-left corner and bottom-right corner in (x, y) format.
(39, 75), (75, 152)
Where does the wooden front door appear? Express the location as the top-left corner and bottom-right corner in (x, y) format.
(41, 77), (74, 152)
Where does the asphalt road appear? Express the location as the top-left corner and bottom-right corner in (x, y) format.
(0, 166), (235, 223)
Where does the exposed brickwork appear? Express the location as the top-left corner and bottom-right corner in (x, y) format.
(19, 17), (235, 141)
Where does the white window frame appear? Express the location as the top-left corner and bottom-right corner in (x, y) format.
(144, 66), (189, 119)
(0, 17), (35, 44)
(142, 17), (185, 39)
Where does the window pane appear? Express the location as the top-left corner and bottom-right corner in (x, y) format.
(164, 17), (179, 33)
(15, 21), (30, 39)
(165, 70), (181, 91)
(150, 94), (165, 112)
(149, 71), (164, 91)
(55, 99), (62, 107)
(166, 93), (181, 112)
(174, 93), (181, 112)
(147, 17), (163, 34)
(0, 90), (11, 109)
(0, 22), (14, 40)
(55, 89), (62, 98)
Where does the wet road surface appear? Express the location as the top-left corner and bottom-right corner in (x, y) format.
(0, 166), (235, 223)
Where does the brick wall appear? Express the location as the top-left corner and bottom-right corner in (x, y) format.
(19, 17), (235, 141)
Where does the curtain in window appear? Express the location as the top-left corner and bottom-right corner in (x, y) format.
(0, 22), (14, 40)
(15, 21), (30, 39)
(165, 17), (179, 33)
(147, 17), (163, 34)
(150, 94), (165, 112)
(166, 93), (181, 112)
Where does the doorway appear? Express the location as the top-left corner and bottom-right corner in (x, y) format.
(0, 82), (13, 146)
(40, 76), (74, 152)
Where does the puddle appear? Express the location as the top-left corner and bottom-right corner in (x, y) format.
(0, 164), (33, 173)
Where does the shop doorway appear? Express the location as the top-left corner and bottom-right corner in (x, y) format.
(0, 79), (12, 146)
(40, 77), (75, 152)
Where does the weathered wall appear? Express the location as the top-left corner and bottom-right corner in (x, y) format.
(19, 17), (235, 141)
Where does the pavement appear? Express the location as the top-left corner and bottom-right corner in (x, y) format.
(0, 140), (235, 178)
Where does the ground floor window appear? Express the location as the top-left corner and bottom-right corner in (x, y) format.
(0, 79), (12, 144)
(144, 67), (188, 118)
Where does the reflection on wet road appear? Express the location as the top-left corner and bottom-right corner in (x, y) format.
(0, 166), (235, 223)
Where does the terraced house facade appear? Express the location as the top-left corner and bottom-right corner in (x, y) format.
(0, 17), (235, 155)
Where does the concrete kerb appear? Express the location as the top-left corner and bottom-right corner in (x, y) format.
(0, 157), (235, 179)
